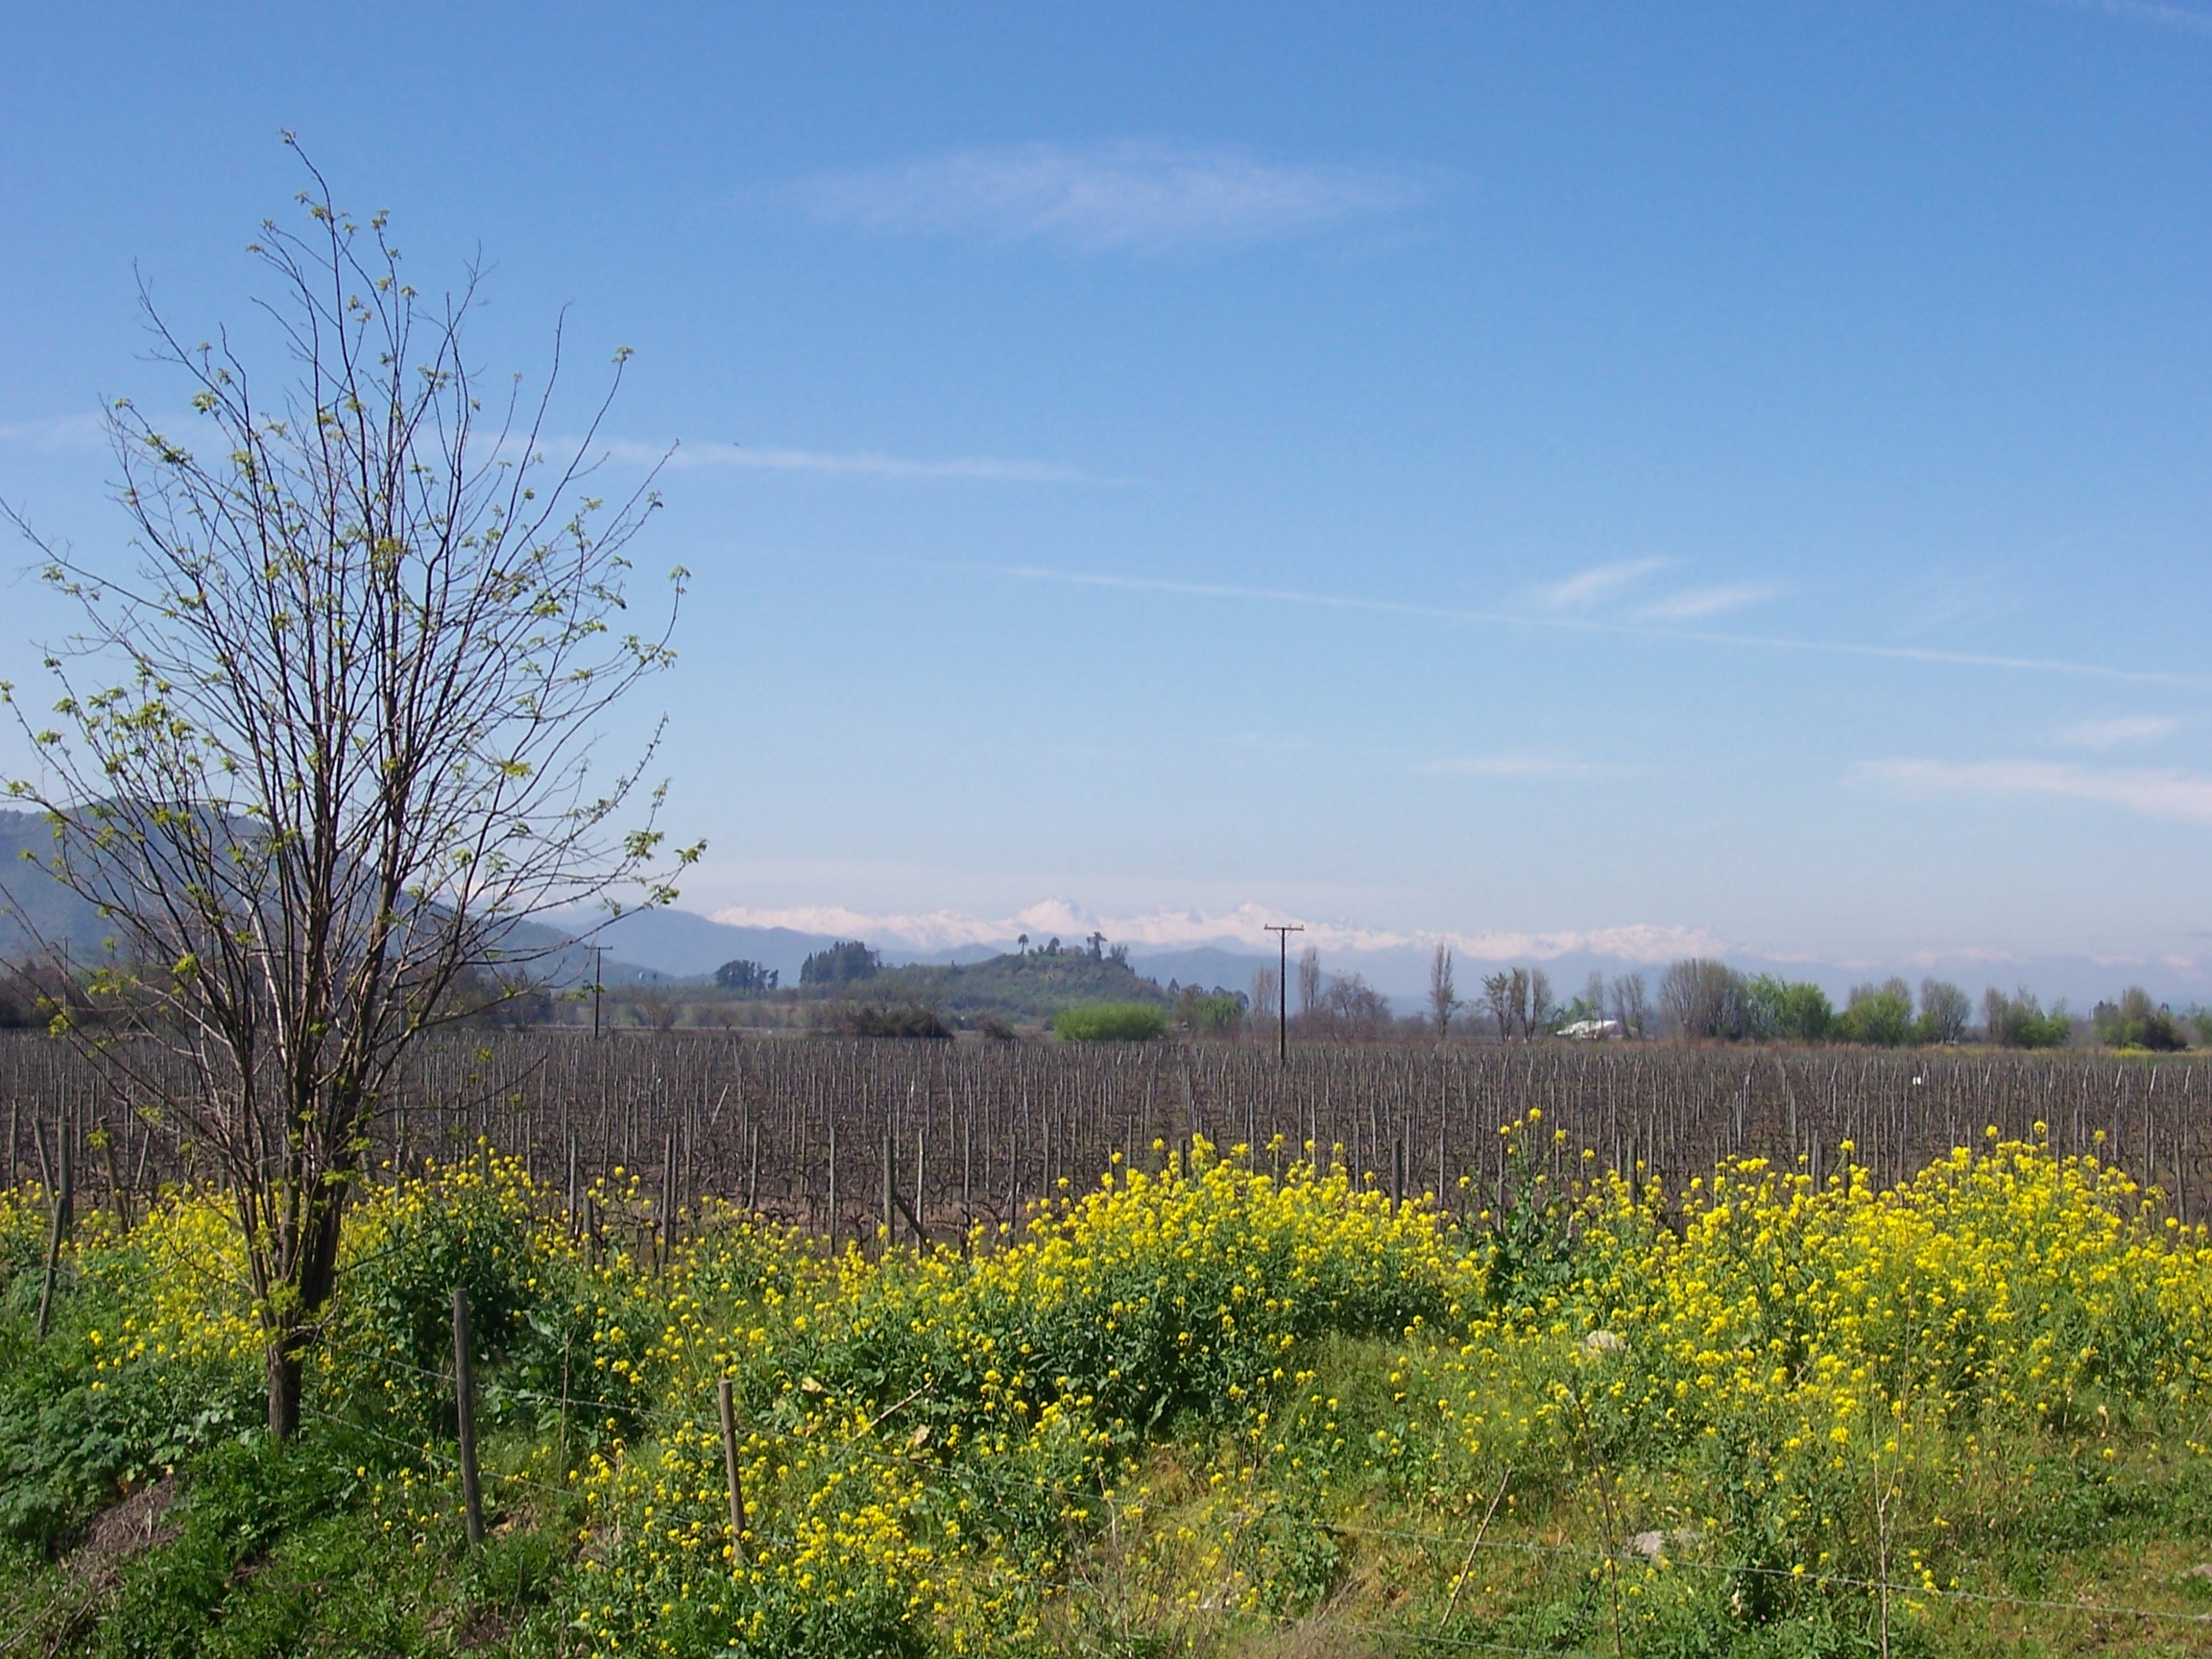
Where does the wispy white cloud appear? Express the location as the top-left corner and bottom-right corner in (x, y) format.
(2053, 714), (2181, 749)
(1530, 558), (1668, 610)
(794, 140), (1423, 253)
(1635, 582), (1783, 621)
(709, 896), (1721, 965)
(1860, 757), (2212, 826)
(2050, 0), (2212, 37)
(593, 438), (1101, 484)
(942, 561), (2212, 690)
(710, 903), (1016, 951)
(1529, 563), (1778, 623)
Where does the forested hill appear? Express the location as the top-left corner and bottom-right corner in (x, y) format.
(825, 948), (1172, 1022)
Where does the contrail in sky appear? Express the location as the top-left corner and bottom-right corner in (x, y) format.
(940, 561), (2211, 692)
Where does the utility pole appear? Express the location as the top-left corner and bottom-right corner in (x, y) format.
(1262, 923), (1304, 1065)
(586, 944), (608, 1040)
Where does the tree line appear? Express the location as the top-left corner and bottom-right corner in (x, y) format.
(1249, 946), (2200, 1052)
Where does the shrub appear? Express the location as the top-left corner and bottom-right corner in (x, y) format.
(1053, 1001), (1167, 1042)
(830, 1140), (1461, 1435)
(315, 1150), (603, 1438)
(0, 1193), (263, 1548)
(836, 1001), (951, 1039)
(1384, 1129), (2212, 1628)
(574, 1141), (1464, 1656)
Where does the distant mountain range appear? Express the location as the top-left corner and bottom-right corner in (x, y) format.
(0, 811), (120, 959)
(0, 812), (828, 990)
(0, 812), (2197, 1019)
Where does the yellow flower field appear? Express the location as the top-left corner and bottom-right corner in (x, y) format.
(8, 1118), (2212, 1655)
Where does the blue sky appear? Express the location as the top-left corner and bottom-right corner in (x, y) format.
(3, 3), (2211, 984)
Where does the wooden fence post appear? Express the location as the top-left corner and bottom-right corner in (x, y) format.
(881, 1123), (895, 1245)
(101, 1120), (130, 1233)
(718, 1377), (748, 1566)
(452, 1286), (485, 1550)
(35, 1116), (71, 1340)
(661, 1125), (679, 1268)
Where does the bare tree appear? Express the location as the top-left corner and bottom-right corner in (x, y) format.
(1659, 959), (1746, 1042)
(1252, 965), (1281, 1045)
(0, 154), (695, 1436)
(1609, 972), (1649, 1041)
(1297, 946), (1322, 1023)
(1323, 974), (1392, 1042)
(1918, 977), (1970, 1046)
(1527, 968), (1554, 1037)
(1429, 944), (1459, 1039)
(1480, 971), (1514, 1043)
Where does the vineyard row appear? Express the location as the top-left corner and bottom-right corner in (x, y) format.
(6, 1032), (2209, 1240)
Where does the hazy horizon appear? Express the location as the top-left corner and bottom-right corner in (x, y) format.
(583, 897), (2212, 1012)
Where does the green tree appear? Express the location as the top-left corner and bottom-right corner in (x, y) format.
(1984, 985), (2073, 1049)
(1174, 986), (1246, 1039)
(2093, 986), (2188, 1051)
(800, 939), (879, 986)
(1744, 974), (1834, 1042)
(713, 958), (778, 993)
(1835, 978), (1916, 1046)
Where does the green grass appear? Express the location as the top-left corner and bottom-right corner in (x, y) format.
(12, 1329), (2212, 1657)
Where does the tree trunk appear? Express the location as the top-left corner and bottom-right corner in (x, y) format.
(264, 1165), (349, 1439)
(266, 1341), (305, 1439)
